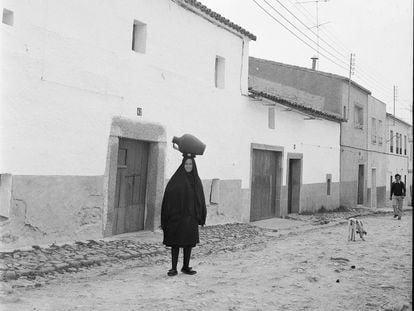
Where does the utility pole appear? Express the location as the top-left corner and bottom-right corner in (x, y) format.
(297, 0), (329, 69)
(347, 53), (356, 120)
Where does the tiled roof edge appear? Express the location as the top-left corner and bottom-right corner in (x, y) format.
(250, 57), (371, 94)
(249, 88), (346, 123)
(176, 0), (257, 41)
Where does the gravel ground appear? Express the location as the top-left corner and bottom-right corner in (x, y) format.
(0, 212), (411, 311)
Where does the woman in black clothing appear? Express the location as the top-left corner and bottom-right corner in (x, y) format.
(161, 155), (207, 276)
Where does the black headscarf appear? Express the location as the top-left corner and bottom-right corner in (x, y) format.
(161, 155), (207, 230)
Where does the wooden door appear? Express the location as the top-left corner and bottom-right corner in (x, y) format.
(371, 168), (377, 208)
(250, 149), (281, 221)
(288, 159), (301, 213)
(113, 138), (149, 235)
(357, 164), (364, 205)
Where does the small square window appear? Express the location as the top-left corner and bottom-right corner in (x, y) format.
(132, 20), (147, 53)
(378, 120), (383, 145)
(404, 135), (407, 155)
(268, 107), (275, 129)
(2, 8), (13, 26)
(354, 105), (363, 129)
(371, 117), (376, 144)
(215, 56), (225, 88)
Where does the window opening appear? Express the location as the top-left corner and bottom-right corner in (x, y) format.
(2, 8), (13, 26)
(132, 20), (147, 53)
(215, 56), (225, 88)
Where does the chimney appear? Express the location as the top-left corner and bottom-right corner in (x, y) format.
(311, 55), (319, 70)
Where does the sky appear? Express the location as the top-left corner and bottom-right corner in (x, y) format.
(201, 0), (413, 124)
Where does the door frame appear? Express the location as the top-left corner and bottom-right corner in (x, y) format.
(103, 117), (167, 237)
(249, 143), (284, 220)
(286, 153), (303, 214)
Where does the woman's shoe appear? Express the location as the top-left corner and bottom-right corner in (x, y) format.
(167, 269), (178, 276)
(181, 267), (197, 275)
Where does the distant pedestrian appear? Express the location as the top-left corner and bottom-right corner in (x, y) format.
(390, 174), (406, 220)
(161, 155), (207, 276)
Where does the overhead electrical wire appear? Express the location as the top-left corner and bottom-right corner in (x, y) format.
(285, 0), (398, 97)
(271, 0), (350, 60)
(252, 0), (413, 123)
(253, 0), (411, 118)
(252, 0), (349, 72)
(290, 0), (394, 89)
(261, 0), (350, 67)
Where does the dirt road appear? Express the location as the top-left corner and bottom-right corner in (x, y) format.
(1, 214), (412, 311)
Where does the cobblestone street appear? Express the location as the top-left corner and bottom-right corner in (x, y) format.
(0, 207), (385, 284)
(0, 210), (411, 311)
(0, 223), (266, 285)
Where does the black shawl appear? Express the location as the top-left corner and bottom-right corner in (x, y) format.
(161, 156), (207, 247)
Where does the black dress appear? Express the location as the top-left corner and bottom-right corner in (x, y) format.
(161, 156), (207, 247)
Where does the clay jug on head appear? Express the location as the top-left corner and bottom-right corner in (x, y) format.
(172, 134), (206, 156)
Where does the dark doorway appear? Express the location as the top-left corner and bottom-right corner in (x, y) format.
(357, 164), (364, 204)
(371, 168), (377, 208)
(288, 158), (302, 213)
(250, 149), (282, 221)
(113, 138), (149, 235)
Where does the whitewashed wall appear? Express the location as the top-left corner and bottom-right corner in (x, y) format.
(1, 0), (340, 190)
(1, 0), (250, 179)
(1, 0), (341, 242)
(240, 99), (340, 187)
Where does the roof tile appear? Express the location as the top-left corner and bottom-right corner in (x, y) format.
(249, 88), (346, 123)
(177, 0), (257, 40)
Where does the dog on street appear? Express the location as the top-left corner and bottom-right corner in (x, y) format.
(348, 218), (367, 241)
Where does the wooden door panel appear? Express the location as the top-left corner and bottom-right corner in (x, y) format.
(114, 138), (149, 235)
(291, 160), (301, 213)
(115, 204), (126, 234)
(125, 205), (139, 232)
(288, 159), (301, 214)
(251, 149), (280, 221)
(357, 165), (364, 204)
(371, 169), (377, 208)
(251, 175), (271, 220)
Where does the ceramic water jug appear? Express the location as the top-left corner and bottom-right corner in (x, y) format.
(172, 134), (206, 156)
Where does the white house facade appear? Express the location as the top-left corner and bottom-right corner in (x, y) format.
(366, 96), (387, 208)
(1, 0), (340, 248)
(386, 113), (412, 207)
